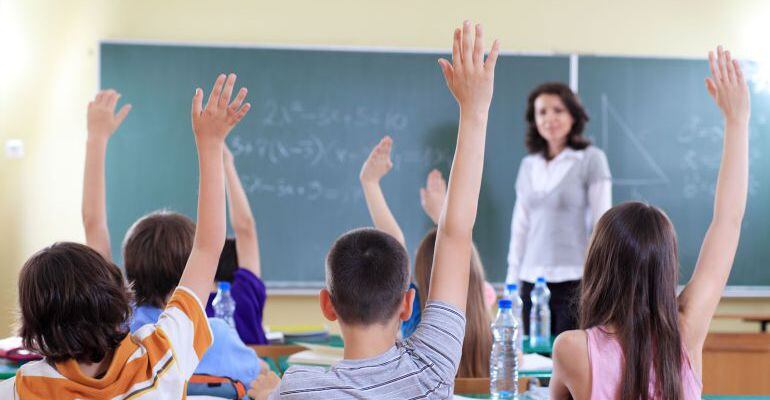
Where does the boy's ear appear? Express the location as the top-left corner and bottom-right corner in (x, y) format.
(319, 288), (338, 322)
(399, 287), (416, 321)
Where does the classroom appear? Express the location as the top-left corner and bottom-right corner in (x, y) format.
(0, 0), (769, 399)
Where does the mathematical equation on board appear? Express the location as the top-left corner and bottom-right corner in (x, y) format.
(238, 176), (366, 204)
(258, 100), (409, 132)
(228, 135), (452, 169)
(601, 95), (763, 199)
(677, 116), (763, 198)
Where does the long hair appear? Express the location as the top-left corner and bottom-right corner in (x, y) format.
(580, 202), (683, 400)
(414, 228), (492, 378)
(525, 82), (590, 159)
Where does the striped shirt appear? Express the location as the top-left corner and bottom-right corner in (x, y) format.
(0, 287), (213, 399)
(270, 301), (466, 399)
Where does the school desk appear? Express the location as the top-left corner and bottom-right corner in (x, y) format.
(703, 332), (770, 395)
(714, 313), (770, 332)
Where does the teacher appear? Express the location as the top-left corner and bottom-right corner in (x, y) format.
(506, 82), (612, 337)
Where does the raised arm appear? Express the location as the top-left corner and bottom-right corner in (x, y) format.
(419, 169), (447, 225)
(359, 135), (406, 246)
(679, 46), (750, 351)
(427, 21), (499, 311)
(180, 73), (251, 303)
(82, 90), (131, 261)
(224, 146), (261, 277)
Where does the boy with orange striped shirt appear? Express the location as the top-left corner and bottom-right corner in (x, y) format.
(0, 73), (251, 399)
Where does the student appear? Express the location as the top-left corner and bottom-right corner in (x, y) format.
(359, 138), (494, 378)
(418, 169), (497, 310)
(206, 146), (268, 345)
(79, 87), (264, 389)
(550, 46), (749, 400)
(0, 74), (250, 398)
(259, 21), (499, 399)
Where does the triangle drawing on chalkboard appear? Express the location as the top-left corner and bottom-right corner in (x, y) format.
(600, 94), (669, 186)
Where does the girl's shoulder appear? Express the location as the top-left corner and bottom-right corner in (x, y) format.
(553, 329), (588, 356)
(552, 330), (592, 399)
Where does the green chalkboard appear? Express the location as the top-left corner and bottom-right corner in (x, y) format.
(577, 56), (770, 290)
(100, 42), (569, 286)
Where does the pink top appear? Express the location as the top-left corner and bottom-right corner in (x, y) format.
(586, 326), (702, 400)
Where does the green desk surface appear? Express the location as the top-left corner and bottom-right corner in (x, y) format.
(0, 363), (17, 380)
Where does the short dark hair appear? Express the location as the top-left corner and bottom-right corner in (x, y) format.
(325, 228), (409, 325)
(123, 210), (195, 308)
(216, 238), (239, 282)
(18, 242), (132, 363)
(525, 82), (591, 157)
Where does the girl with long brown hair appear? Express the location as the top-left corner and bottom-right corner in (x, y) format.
(550, 46), (750, 399)
(358, 136), (495, 378)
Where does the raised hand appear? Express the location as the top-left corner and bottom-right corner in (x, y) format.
(192, 73), (251, 145)
(420, 169), (447, 224)
(438, 21), (500, 114)
(248, 370), (281, 400)
(359, 135), (394, 184)
(178, 73), (250, 306)
(87, 90), (131, 140)
(705, 46), (750, 124)
(223, 144), (235, 165)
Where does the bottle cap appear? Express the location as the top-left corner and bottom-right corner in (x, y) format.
(498, 299), (512, 309)
(506, 283), (518, 291)
(536, 277), (546, 284)
(218, 281), (231, 291)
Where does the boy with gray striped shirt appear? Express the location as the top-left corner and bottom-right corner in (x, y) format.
(261, 21), (500, 400)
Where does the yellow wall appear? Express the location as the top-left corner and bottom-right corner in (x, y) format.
(2, 0), (770, 336)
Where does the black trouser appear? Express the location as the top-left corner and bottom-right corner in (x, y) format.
(520, 279), (580, 337)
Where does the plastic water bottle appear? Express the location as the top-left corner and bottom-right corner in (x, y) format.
(504, 283), (524, 352)
(212, 281), (236, 328)
(490, 299), (519, 399)
(529, 277), (551, 348)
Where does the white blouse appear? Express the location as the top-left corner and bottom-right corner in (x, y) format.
(506, 147), (612, 284)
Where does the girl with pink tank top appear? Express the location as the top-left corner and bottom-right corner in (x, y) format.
(586, 327), (701, 399)
(549, 46), (750, 400)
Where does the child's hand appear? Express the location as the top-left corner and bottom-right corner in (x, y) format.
(359, 136), (394, 184)
(438, 21), (499, 115)
(248, 370), (280, 400)
(706, 46), (750, 124)
(257, 359), (270, 376)
(192, 73), (250, 146)
(87, 90), (131, 141)
(420, 169), (447, 224)
(224, 145), (235, 165)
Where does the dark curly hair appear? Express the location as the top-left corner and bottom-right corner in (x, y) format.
(18, 242), (132, 363)
(525, 82), (591, 158)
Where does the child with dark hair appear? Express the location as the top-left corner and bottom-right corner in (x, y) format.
(0, 74), (251, 398)
(259, 21), (499, 399)
(76, 86), (264, 389)
(550, 47), (750, 400)
(205, 146), (268, 345)
(358, 137), (496, 378)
